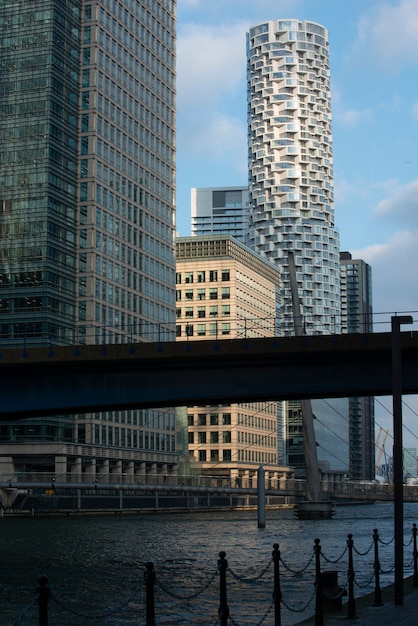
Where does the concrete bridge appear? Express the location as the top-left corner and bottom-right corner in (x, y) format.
(0, 330), (417, 418)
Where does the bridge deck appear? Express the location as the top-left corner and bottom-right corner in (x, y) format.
(0, 331), (417, 417)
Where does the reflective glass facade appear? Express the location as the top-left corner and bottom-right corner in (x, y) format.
(0, 0), (178, 483)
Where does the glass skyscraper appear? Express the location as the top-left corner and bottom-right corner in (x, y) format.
(0, 0), (178, 483)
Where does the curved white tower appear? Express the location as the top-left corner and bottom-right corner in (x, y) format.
(246, 19), (340, 334)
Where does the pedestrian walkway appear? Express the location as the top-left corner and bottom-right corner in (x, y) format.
(297, 576), (418, 625)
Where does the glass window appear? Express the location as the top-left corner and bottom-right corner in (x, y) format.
(185, 272), (193, 284)
(199, 450), (206, 462)
(197, 271), (205, 283)
(198, 414), (207, 425)
(209, 306), (218, 317)
(198, 432), (207, 444)
(185, 307), (193, 318)
(209, 289), (218, 300)
(197, 324), (206, 336)
(221, 270), (230, 281)
(210, 432), (219, 444)
(210, 414), (218, 425)
(222, 431), (231, 443)
(210, 270), (218, 282)
(223, 450), (232, 461)
(221, 287), (230, 299)
(222, 413), (231, 425)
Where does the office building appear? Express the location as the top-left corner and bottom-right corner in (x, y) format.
(191, 186), (250, 242)
(246, 19), (341, 334)
(340, 251), (374, 480)
(176, 235), (290, 485)
(0, 0), (177, 482)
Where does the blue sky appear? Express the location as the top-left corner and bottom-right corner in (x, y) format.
(175, 0), (418, 451)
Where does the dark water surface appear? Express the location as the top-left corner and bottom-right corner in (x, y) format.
(2, 502), (418, 625)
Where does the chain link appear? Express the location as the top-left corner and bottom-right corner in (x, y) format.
(281, 587), (316, 613)
(378, 535), (395, 546)
(280, 553), (314, 574)
(156, 567), (218, 601)
(227, 558), (273, 583)
(12, 597), (36, 626)
(354, 569), (375, 589)
(353, 538), (374, 556)
(321, 546), (347, 563)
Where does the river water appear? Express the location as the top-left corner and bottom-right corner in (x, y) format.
(2, 502), (418, 625)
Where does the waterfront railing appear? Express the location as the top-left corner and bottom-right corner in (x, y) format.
(10, 524), (418, 626)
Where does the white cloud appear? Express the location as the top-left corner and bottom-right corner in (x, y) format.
(177, 22), (247, 109)
(355, 0), (418, 70)
(353, 230), (418, 317)
(374, 179), (418, 225)
(335, 108), (373, 127)
(187, 113), (247, 172)
(412, 101), (418, 119)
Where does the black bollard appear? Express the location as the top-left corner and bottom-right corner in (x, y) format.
(272, 543), (281, 626)
(36, 574), (50, 626)
(144, 562), (156, 626)
(373, 529), (383, 606)
(314, 539), (323, 626)
(413, 523), (418, 588)
(218, 551), (230, 626)
(346, 534), (357, 619)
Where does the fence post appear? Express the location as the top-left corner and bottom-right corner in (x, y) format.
(373, 529), (383, 606)
(218, 551), (229, 626)
(314, 538), (323, 626)
(36, 574), (50, 626)
(413, 523), (418, 588)
(144, 562), (156, 626)
(272, 543), (281, 626)
(347, 534), (357, 619)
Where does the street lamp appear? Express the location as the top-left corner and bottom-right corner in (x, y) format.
(392, 314), (413, 606)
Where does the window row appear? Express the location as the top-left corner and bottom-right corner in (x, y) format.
(176, 288), (230, 301)
(176, 270), (230, 284)
(176, 323), (230, 338)
(189, 431), (232, 444)
(93, 425), (176, 452)
(188, 413), (232, 426)
(176, 305), (230, 319)
(193, 449), (232, 463)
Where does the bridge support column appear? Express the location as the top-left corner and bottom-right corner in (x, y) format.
(111, 460), (122, 484)
(0, 456), (14, 481)
(54, 456), (67, 482)
(243, 470), (250, 488)
(136, 462), (146, 484)
(85, 459), (96, 482)
(148, 463), (157, 484)
(71, 458), (82, 483)
(98, 459), (109, 483)
(125, 461), (134, 484)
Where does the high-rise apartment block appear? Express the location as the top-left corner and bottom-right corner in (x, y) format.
(176, 235), (290, 485)
(246, 20), (341, 335)
(191, 186), (250, 242)
(340, 251), (374, 479)
(0, 0), (178, 482)
(246, 19), (349, 478)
